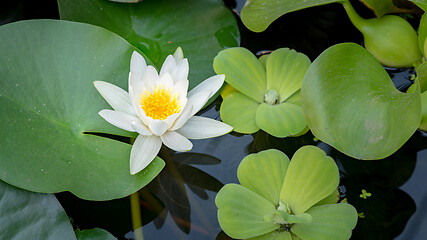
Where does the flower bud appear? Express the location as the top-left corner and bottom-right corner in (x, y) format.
(342, 1), (422, 68)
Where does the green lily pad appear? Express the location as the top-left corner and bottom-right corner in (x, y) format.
(237, 149), (290, 206)
(0, 20), (165, 200)
(0, 180), (76, 240)
(216, 184), (279, 239)
(291, 203), (358, 240)
(240, 0), (341, 32)
(57, 0), (239, 92)
(301, 43), (421, 160)
(280, 146), (339, 215)
(75, 228), (117, 240)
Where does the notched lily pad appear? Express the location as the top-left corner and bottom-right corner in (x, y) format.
(240, 0), (341, 32)
(0, 20), (165, 200)
(301, 43), (421, 160)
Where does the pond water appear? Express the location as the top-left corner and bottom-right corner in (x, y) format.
(3, 0), (427, 239)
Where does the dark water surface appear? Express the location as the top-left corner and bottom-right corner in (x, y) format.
(3, 0), (427, 239)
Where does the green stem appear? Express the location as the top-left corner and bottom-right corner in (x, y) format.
(130, 192), (144, 240)
(341, 0), (367, 32)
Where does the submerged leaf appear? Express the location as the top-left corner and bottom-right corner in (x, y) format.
(0, 180), (76, 240)
(301, 43), (421, 159)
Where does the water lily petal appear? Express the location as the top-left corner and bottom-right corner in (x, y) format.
(148, 119), (169, 136)
(176, 116), (232, 139)
(130, 51), (147, 77)
(237, 149), (290, 206)
(131, 120), (152, 136)
(174, 79), (189, 100)
(214, 47), (266, 102)
(170, 103), (193, 131)
(266, 48), (311, 103)
(98, 109), (138, 132)
(128, 72), (144, 104)
(130, 135), (162, 175)
(94, 81), (135, 116)
(172, 58), (189, 82)
(159, 72), (174, 89)
(216, 184), (279, 239)
(160, 131), (193, 152)
(280, 146), (339, 215)
(160, 55), (176, 77)
(187, 89), (211, 116)
(173, 47), (184, 62)
(255, 102), (307, 138)
(220, 92), (260, 134)
(142, 65), (159, 88)
(187, 74), (225, 99)
(291, 203), (358, 240)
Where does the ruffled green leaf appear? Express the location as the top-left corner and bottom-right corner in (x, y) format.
(0, 180), (76, 240)
(256, 102), (307, 138)
(0, 20), (165, 200)
(266, 48), (311, 102)
(248, 231), (293, 240)
(291, 203), (358, 240)
(314, 189), (339, 206)
(214, 47), (266, 102)
(240, 0), (341, 32)
(280, 146), (339, 214)
(220, 92), (260, 134)
(216, 184), (279, 239)
(301, 43), (421, 160)
(237, 149), (290, 205)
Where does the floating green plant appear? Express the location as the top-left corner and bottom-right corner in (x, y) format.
(301, 43), (421, 160)
(214, 47), (310, 138)
(215, 146), (358, 240)
(342, 0), (422, 68)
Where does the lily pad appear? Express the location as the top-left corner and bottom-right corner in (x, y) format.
(57, 0), (239, 91)
(0, 180), (76, 240)
(0, 20), (165, 200)
(240, 0), (341, 32)
(301, 43), (421, 159)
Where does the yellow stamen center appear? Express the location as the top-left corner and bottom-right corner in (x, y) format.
(140, 84), (182, 120)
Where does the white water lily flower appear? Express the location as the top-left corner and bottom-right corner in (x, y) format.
(94, 48), (233, 175)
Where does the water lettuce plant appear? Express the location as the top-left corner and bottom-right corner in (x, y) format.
(214, 47), (310, 138)
(216, 146), (358, 240)
(342, 1), (423, 68)
(301, 43), (421, 160)
(95, 48), (232, 174)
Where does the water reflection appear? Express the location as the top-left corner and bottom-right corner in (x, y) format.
(139, 147), (223, 235)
